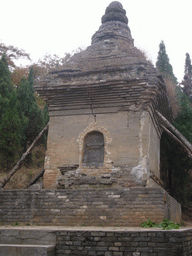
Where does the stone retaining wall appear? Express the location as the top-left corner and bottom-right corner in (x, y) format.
(56, 229), (192, 256)
(0, 188), (181, 226)
(1, 228), (191, 256)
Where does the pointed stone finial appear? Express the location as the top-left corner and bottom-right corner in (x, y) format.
(101, 1), (128, 24)
(91, 1), (133, 45)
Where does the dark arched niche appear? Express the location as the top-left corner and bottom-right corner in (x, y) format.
(82, 131), (104, 168)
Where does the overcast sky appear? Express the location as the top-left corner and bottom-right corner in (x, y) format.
(1, 0), (191, 81)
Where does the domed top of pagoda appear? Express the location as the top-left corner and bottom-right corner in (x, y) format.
(57, 1), (150, 72)
(101, 1), (128, 24)
(39, 1), (156, 81)
(91, 1), (133, 46)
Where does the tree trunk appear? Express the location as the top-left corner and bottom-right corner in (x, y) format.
(0, 123), (49, 189)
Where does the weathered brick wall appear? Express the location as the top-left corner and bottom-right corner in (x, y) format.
(0, 188), (181, 226)
(44, 111), (141, 188)
(45, 111), (141, 169)
(44, 109), (161, 188)
(56, 229), (192, 256)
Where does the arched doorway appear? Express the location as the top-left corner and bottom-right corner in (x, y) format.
(82, 131), (104, 168)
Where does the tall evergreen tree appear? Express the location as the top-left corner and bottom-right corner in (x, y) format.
(182, 53), (192, 97)
(0, 54), (13, 100)
(17, 67), (44, 149)
(185, 53), (192, 76)
(0, 55), (48, 170)
(156, 41), (177, 84)
(0, 91), (23, 168)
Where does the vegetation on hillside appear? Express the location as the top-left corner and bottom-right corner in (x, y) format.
(157, 42), (192, 217)
(0, 44), (71, 187)
(0, 52), (49, 171)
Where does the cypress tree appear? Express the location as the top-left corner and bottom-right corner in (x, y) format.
(0, 91), (23, 168)
(17, 67), (44, 149)
(182, 53), (192, 97)
(0, 54), (13, 123)
(156, 41), (177, 84)
(0, 54), (22, 169)
(0, 56), (48, 170)
(0, 54), (13, 99)
(184, 53), (192, 76)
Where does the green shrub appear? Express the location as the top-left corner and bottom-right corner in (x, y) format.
(141, 218), (180, 230)
(141, 219), (158, 228)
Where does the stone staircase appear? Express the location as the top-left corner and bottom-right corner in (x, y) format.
(0, 228), (56, 256)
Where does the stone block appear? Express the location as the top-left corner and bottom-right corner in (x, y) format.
(0, 244), (55, 256)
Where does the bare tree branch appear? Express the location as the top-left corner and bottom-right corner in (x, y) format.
(0, 123), (49, 189)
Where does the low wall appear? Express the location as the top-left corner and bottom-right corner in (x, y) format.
(0, 188), (181, 226)
(56, 228), (192, 256)
(0, 227), (192, 256)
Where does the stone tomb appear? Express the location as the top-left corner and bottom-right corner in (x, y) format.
(34, 1), (181, 224)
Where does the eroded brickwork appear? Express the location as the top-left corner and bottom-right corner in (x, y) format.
(0, 188), (181, 226)
(43, 110), (160, 189)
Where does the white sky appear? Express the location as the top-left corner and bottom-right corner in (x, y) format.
(1, 0), (191, 82)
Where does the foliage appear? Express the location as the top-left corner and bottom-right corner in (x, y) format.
(158, 219), (180, 230)
(37, 53), (71, 70)
(0, 55), (48, 170)
(33, 53), (71, 80)
(0, 54), (13, 98)
(164, 77), (179, 118)
(160, 89), (192, 205)
(16, 67), (47, 150)
(141, 219), (158, 228)
(174, 89), (192, 142)
(161, 133), (190, 203)
(0, 42), (30, 68)
(0, 95), (9, 120)
(181, 53), (192, 97)
(11, 67), (29, 87)
(0, 92), (23, 168)
(156, 41), (177, 84)
(141, 219), (180, 230)
(156, 41), (179, 118)
(185, 53), (192, 76)
(42, 104), (49, 125)
(156, 41), (192, 210)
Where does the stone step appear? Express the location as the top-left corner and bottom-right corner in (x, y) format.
(0, 244), (55, 256)
(0, 229), (56, 245)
